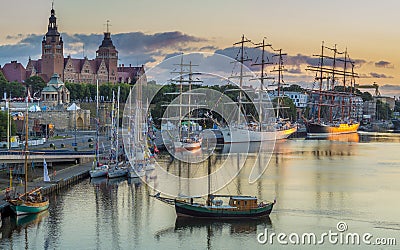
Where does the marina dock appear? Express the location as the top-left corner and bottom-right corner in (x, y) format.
(0, 161), (92, 215)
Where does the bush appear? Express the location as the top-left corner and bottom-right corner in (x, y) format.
(88, 138), (93, 142)
(89, 143), (94, 148)
(61, 143), (65, 148)
(74, 147), (78, 151)
(50, 143), (55, 148)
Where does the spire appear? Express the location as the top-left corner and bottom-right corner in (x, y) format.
(46, 3), (60, 37)
(99, 20), (116, 49)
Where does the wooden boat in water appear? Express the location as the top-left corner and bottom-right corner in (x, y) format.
(6, 100), (49, 216)
(152, 155), (275, 219)
(7, 188), (49, 216)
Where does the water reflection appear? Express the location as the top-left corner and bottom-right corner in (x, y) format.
(0, 211), (48, 240)
(1, 132), (399, 249)
(174, 217), (272, 235)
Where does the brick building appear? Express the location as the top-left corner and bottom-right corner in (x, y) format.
(1, 7), (144, 85)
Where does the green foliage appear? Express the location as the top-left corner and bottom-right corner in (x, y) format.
(376, 99), (392, 120)
(272, 97), (297, 121)
(65, 82), (132, 103)
(0, 111), (16, 141)
(282, 84), (305, 93)
(394, 100), (400, 113)
(25, 76), (46, 95)
(0, 72), (26, 98)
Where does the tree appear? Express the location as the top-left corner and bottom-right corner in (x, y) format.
(272, 97), (297, 121)
(0, 72), (25, 98)
(25, 76), (46, 96)
(0, 111), (16, 141)
(376, 100), (392, 120)
(282, 84), (305, 92)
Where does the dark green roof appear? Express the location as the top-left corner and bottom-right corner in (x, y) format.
(42, 85), (58, 92)
(47, 73), (64, 85)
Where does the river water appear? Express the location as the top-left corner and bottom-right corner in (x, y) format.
(1, 132), (399, 249)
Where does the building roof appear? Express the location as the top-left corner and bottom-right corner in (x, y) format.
(48, 73), (64, 85)
(1, 61), (26, 82)
(42, 85), (58, 92)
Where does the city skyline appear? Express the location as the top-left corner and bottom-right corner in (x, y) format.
(0, 0), (399, 96)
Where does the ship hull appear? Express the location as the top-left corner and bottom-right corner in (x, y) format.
(306, 122), (359, 137)
(392, 119), (400, 131)
(107, 168), (128, 179)
(220, 126), (297, 143)
(9, 200), (49, 216)
(174, 141), (201, 152)
(127, 168), (145, 178)
(175, 202), (273, 219)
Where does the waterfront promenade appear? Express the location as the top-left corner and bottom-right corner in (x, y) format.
(0, 161), (92, 214)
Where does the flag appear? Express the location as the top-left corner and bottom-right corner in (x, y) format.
(26, 88), (32, 103)
(43, 158), (50, 182)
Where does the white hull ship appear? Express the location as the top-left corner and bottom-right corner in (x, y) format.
(220, 125), (297, 143)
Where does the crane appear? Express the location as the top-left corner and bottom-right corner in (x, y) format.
(355, 82), (380, 96)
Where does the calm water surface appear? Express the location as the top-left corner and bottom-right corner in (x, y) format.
(1, 132), (399, 249)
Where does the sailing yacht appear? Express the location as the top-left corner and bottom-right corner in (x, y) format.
(6, 100), (49, 215)
(107, 87), (128, 179)
(90, 80), (109, 178)
(126, 80), (146, 178)
(220, 36), (297, 143)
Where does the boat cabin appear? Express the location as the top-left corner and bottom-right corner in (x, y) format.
(229, 196), (258, 210)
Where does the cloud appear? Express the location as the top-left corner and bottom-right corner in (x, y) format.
(287, 67), (302, 74)
(360, 72), (394, 78)
(374, 60), (394, 68)
(0, 31), (207, 67)
(199, 45), (218, 51)
(378, 84), (400, 97)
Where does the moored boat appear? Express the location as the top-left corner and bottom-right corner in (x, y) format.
(8, 188), (49, 216)
(304, 42), (360, 137)
(6, 99), (49, 216)
(152, 153), (275, 219)
(89, 164), (109, 178)
(306, 121), (359, 137)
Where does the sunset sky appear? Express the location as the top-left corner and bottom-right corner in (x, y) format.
(1, 0), (399, 96)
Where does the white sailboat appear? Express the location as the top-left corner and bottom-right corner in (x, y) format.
(127, 78), (146, 178)
(90, 80), (109, 178)
(108, 87), (128, 179)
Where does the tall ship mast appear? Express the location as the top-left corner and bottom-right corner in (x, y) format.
(304, 42), (360, 137)
(162, 56), (203, 153)
(220, 35), (297, 143)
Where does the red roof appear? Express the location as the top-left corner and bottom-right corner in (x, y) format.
(2, 61), (27, 82)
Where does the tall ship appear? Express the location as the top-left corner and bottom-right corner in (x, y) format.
(220, 35), (297, 143)
(161, 56), (204, 152)
(304, 42), (360, 137)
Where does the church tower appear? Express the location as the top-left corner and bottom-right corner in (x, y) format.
(41, 6), (64, 81)
(96, 21), (118, 83)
